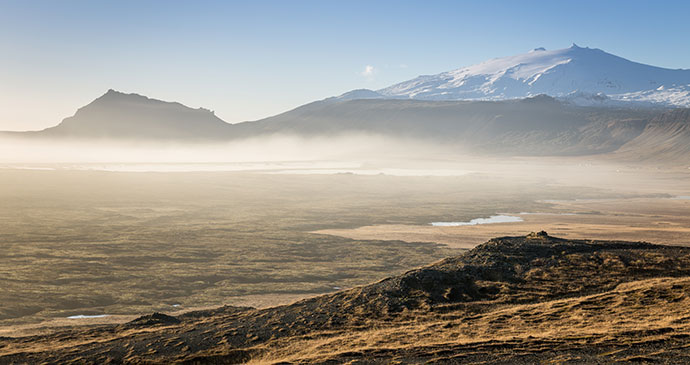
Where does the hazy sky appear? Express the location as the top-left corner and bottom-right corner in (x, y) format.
(1, 0), (689, 131)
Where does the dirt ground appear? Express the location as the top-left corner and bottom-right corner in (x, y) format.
(314, 197), (690, 249)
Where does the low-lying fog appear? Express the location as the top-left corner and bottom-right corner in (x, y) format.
(0, 134), (454, 165)
(0, 134), (687, 196)
(0, 134), (472, 174)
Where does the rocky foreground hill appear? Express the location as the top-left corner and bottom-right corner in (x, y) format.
(2, 232), (690, 364)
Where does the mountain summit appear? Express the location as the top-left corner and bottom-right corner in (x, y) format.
(39, 90), (233, 139)
(347, 45), (690, 107)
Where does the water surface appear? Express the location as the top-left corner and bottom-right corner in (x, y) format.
(67, 314), (109, 319)
(431, 215), (523, 226)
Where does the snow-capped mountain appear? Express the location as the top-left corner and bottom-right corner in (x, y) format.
(346, 44), (690, 107)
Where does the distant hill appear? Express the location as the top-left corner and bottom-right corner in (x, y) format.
(614, 108), (690, 162)
(6, 89), (690, 162)
(34, 89), (234, 140)
(235, 95), (658, 156)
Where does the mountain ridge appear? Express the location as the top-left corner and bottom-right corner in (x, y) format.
(614, 108), (690, 161)
(36, 89), (234, 140)
(6, 89), (690, 162)
(232, 95), (665, 156)
(336, 45), (690, 108)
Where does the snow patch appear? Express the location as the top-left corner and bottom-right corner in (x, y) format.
(373, 45), (690, 108)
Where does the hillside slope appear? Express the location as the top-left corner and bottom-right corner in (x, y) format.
(2, 232), (690, 364)
(614, 108), (690, 162)
(6, 89), (688, 160)
(36, 90), (234, 140)
(237, 96), (656, 155)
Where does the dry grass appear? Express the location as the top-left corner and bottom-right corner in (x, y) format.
(251, 277), (690, 364)
(2, 234), (690, 364)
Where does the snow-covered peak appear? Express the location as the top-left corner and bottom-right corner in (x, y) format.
(374, 45), (690, 107)
(329, 89), (385, 101)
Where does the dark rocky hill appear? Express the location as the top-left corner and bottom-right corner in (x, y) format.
(34, 90), (234, 140)
(2, 232), (690, 364)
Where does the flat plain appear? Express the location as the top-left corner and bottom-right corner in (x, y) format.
(0, 158), (688, 341)
(315, 197), (690, 249)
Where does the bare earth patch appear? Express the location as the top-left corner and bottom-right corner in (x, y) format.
(314, 197), (690, 248)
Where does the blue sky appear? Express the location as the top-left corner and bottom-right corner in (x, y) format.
(1, 0), (689, 130)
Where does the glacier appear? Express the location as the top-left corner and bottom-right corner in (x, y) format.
(338, 44), (690, 108)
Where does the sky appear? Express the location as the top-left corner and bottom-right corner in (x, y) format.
(1, 0), (690, 131)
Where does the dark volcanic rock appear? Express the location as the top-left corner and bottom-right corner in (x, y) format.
(2, 233), (690, 364)
(37, 90), (234, 140)
(307, 232), (668, 318)
(128, 312), (181, 326)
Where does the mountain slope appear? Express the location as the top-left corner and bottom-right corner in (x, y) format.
(237, 95), (656, 155)
(5, 88), (687, 161)
(373, 44), (690, 107)
(37, 90), (234, 140)
(2, 233), (690, 363)
(614, 108), (690, 162)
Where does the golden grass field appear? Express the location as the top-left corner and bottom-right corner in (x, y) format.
(3, 233), (690, 363)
